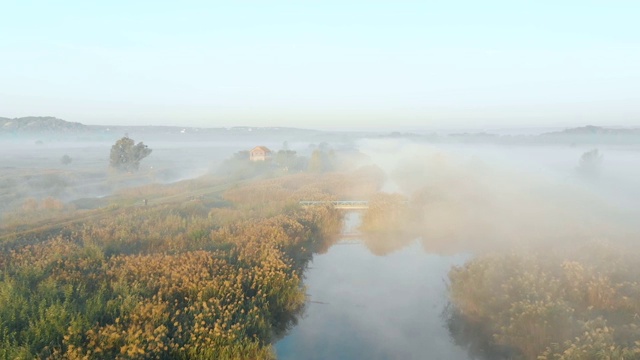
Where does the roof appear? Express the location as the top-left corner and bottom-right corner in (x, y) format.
(251, 146), (272, 153)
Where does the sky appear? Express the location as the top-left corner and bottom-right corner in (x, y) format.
(1, 0), (639, 130)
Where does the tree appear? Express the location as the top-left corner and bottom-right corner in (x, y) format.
(308, 149), (336, 173)
(60, 154), (72, 165)
(109, 136), (152, 172)
(308, 150), (324, 173)
(577, 148), (602, 177)
(233, 150), (250, 160)
(275, 150), (298, 171)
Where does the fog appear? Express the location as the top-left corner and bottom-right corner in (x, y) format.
(2, 124), (640, 359)
(4, 0), (640, 356)
(3, 129), (640, 250)
(353, 139), (640, 255)
(277, 135), (640, 359)
(0, 134), (307, 217)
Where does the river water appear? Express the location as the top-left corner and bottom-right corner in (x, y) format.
(275, 212), (472, 360)
(275, 144), (640, 359)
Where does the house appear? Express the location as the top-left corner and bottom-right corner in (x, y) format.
(250, 146), (272, 161)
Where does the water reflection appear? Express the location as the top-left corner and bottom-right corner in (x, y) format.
(275, 213), (471, 360)
(444, 307), (518, 360)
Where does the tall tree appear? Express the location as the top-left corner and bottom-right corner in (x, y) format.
(308, 150), (324, 173)
(308, 149), (335, 173)
(109, 136), (152, 172)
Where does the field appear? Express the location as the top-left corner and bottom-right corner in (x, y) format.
(3, 132), (640, 359)
(0, 136), (385, 359)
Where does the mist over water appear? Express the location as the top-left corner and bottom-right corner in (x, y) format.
(353, 139), (640, 255)
(278, 137), (640, 359)
(276, 213), (471, 360)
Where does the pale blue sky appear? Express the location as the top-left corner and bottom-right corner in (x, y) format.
(1, 0), (639, 129)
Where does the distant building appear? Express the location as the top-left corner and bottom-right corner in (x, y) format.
(250, 146), (272, 161)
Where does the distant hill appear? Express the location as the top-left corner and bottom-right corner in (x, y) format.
(0, 116), (89, 133)
(0, 117), (321, 136)
(2, 117), (638, 146)
(541, 125), (640, 137)
(533, 125), (640, 145)
(432, 125), (640, 145)
(0, 116), (327, 143)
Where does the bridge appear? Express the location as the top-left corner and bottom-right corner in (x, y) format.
(299, 200), (369, 210)
(339, 233), (364, 240)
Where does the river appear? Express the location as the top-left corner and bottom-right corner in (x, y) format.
(275, 212), (472, 360)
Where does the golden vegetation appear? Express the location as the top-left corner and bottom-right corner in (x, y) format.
(448, 242), (640, 359)
(0, 169), (382, 359)
(1, 196), (74, 228)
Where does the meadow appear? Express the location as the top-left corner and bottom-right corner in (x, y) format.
(0, 166), (383, 359)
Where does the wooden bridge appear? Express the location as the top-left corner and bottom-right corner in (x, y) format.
(299, 200), (369, 210)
